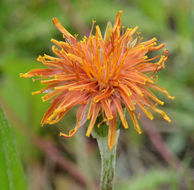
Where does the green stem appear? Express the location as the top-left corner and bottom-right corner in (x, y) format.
(93, 127), (120, 190)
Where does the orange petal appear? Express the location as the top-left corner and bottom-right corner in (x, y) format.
(41, 74), (76, 85)
(122, 72), (146, 84)
(42, 89), (62, 102)
(101, 99), (113, 120)
(108, 102), (117, 150)
(32, 84), (57, 95)
(47, 108), (71, 124)
(68, 81), (97, 92)
(142, 88), (164, 105)
(86, 103), (100, 137)
(123, 80), (143, 97)
(119, 91), (135, 111)
(89, 20), (96, 37)
(20, 68), (61, 78)
(146, 83), (175, 100)
(112, 11), (122, 32)
(87, 101), (94, 120)
(150, 106), (171, 122)
(93, 87), (114, 103)
(41, 92), (68, 124)
(52, 17), (76, 44)
(55, 92), (88, 113)
(132, 94), (154, 120)
(128, 110), (142, 134)
(112, 96), (128, 129)
(117, 83), (132, 96)
(108, 118), (117, 150)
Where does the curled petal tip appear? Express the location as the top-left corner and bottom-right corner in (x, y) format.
(60, 132), (71, 138)
(52, 17), (58, 25)
(137, 131), (142, 134)
(169, 96), (175, 100)
(32, 91), (39, 95)
(150, 116), (154, 120)
(165, 116), (171, 123)
(20, 73), (32, 78)
(19, 73), (25, 77)
(153, 37), (157, 41)
(118, 10), (123, 15)
(41, 97), (46, 102)
(51, 38), (56, 43)
(37, 56), (42, 62)
(134, 26), (139, 30)
(59, 132), (63, 136)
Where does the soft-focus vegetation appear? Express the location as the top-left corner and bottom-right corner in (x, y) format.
(0, 0), (194, 189)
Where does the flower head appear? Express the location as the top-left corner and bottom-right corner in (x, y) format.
(21, 11), (174, 149)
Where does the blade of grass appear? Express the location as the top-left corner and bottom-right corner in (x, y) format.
(0, 106), (27, 190)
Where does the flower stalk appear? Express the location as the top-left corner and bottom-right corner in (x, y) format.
(92, 123), (120, 190)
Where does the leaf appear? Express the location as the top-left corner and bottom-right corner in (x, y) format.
(0, 106), (27, 190)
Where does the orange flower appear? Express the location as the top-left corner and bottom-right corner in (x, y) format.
(20, 11), (174, 149)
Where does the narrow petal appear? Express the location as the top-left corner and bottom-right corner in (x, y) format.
(118, 89), (135, 111)
(108, 118), (117, 150)
(117, 83), (132, 96)
(132, 94), (154, 120)
(55, 92), (88, 113)
(41, 74), (77, 85)
(41, 92), (67, 124)
(20, 68), (61, 78)
(112, 11), (122, 32)
(47, 108), (71, 124)
(147, 83), (175, 99)
(112, 96), (128, 129)
(121, 73), (146, 84)
(127, 110), (142, 134)
(150, 106), (171, 122)
(87, 101), (94, 120)
(101, 99), (113, 120)
(86, 103), (100, 137)
(68, 81), (97, 92)
(52, 17), (77, 44)
(93, 87), (114, 103)
(123, 80), (144, 97)
(32, 83), (60, 95)
(141, 88), (164, 105)
(108, 102), (117, 150)
(42, 89), (62, 102)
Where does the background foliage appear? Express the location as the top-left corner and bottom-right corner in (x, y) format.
(0, 0), (194, 189)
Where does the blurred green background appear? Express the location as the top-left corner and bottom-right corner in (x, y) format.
(0, 0), (194, 189)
